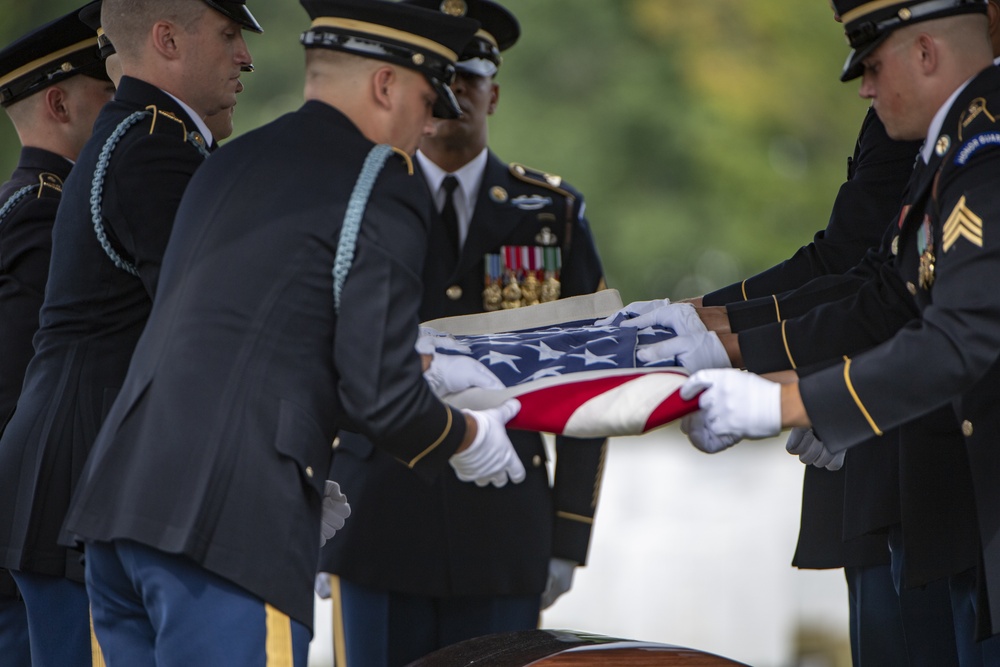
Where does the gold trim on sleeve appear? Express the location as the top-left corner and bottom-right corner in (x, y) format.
(406, 407), (453, 469)
(772, 295), (781, 322)
(781, 320), (797, 370)
(740, 280), (748, 301)
(843, 356), (883, 436)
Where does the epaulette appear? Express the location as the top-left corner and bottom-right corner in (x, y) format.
(0, 172), (63, 226)
(36, 172), (63, 196)
(508, 162), (575, 203)
(390, 147), (414, 175)
(144, 105), (211, 155)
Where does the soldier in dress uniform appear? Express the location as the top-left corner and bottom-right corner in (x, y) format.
(319, 2), (608, 665)
(62, 0), (525, 664)
(678, 1), (1000, 662)
(0, 0), (258, 664)
(0, 5), (115, 665)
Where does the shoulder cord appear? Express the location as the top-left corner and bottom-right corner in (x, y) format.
(0, 185), (38, 227)
(332, 144), (395, 314)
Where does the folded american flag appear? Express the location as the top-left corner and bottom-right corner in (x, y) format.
(422, 291), (700, 438)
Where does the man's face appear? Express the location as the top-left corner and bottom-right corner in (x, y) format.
(181, 10), (251, 119)
(204, 77), (243, 141)
(387, 68), (438, 155)
(858, 32), (924, 140)
(427, 71), (498, 151)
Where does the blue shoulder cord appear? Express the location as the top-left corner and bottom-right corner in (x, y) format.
(90, 110), (212, 277)
(0, 185), (37, 227)
(332, 144), (395, 314)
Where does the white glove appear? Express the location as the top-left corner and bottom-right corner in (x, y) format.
(314, 573), (332, 599)
(449, 400), (525, 487)
(415, 327), (471, 355)
(618, 302), (707, 337)
(679, 369), (782, 452)
(680, 409), (743, 453)
(593, 299), (670, 326)
(320, 480), (351, 546)
(540, 557), (577, 609)
(424, 352), (505, 398)
(637, 330), (731, 371)
(785, 427), (844, 471)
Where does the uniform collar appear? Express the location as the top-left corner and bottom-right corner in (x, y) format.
(163, 91), (214, 147)
(920, 59), (1000, 164)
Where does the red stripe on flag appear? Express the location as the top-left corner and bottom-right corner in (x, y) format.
(644, 390), (700, 432)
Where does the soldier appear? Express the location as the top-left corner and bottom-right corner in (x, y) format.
(62, 0), (524, 664)
(318, 2), (608, 664)
(679, 0), (1000, 662)
(0, 4), (115, 665)
(0, 0), (258, 664)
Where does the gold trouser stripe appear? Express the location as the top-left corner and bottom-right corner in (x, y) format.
(557, 510), (594, 525)
(740, 280), (748, 301)
(331, 575), (348, 667)
(406, 407), (452, 468)
(843, 356), (883, 436)
(772, 295), (781, 322)
(90, 609), (107, 667)
(781, 320), (797, 370)
(265, 603), (294, 667)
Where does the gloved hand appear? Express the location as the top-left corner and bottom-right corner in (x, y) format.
(593, 299), (670, 326)
(785, 427), (844, 471)
(618, 302), (707, 337)
(449, 400), (525, 488)
(424, 352), (505, 398)
(415, 327), (471, 355)
(540, 557), (577, 610)
(320, 480), (351, 546)
(680, 409), (743, 453)
(637, 330), (732, 371)
(314, 572), (332, 599)
(679, 369), (782, 452)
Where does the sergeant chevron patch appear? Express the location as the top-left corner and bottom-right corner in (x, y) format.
(942, 196), (983, 252)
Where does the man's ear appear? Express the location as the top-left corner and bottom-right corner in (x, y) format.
(43, 85), (71, 124)
(372, 66), (396, 111)
(487, 81), (499, 116)
(150, 20), (181, 60)
(916, 32), (939, 75)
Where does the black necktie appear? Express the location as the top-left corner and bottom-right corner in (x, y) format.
(440, 175), (460, 256)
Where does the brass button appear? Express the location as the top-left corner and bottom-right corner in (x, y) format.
(446, 285), (463, 300)
(332, 436), (341, 450)
(891, 236), (899, 256)
(906, 281), (917, 295)
(305, 466), (314, 478)
(532, 455), (542, 467)
(962, 420), (974, 437)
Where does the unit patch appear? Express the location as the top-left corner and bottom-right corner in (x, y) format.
(942, 196), (983, 252)
(954, 132), (1000, 166)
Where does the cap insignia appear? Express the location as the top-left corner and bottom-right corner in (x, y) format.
(440, 0), (468, 17)
(412, 53), (425, 65)
(898, 7), (912, 20)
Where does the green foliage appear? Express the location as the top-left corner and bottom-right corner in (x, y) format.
(0, 0), (871, 300)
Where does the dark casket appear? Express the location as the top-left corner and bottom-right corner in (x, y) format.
(406, 629), (751, 667)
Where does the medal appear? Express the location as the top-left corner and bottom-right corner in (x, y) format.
(540, 246), (561, 302)
(917, 214), (935, 290)
(482, 253), (503, 311)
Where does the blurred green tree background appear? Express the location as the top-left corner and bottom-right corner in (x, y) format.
(0, 0), (872, 300)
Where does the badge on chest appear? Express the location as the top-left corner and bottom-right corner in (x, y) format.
(483, 245), (561, 311)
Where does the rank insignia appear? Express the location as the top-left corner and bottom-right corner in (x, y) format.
(490, 186), (508, 203)
(510, 194), (552, 211)
(942, 195), (983, 252)
(935, 135), (951, 156)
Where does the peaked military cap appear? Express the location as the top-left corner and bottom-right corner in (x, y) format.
(78, 1), (115, 60)
(202, 0), (263, 34)
(401, 0), (520, 77)
(834, 0), (988, 81)
(0, 1), (111, 108)
(299, 0), (480, 119)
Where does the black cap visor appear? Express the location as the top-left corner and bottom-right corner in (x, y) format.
(840, 30), (891, 81)
(202, 0), (263, 33)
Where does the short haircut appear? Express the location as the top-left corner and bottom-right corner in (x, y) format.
(102, 0), (207, 59)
